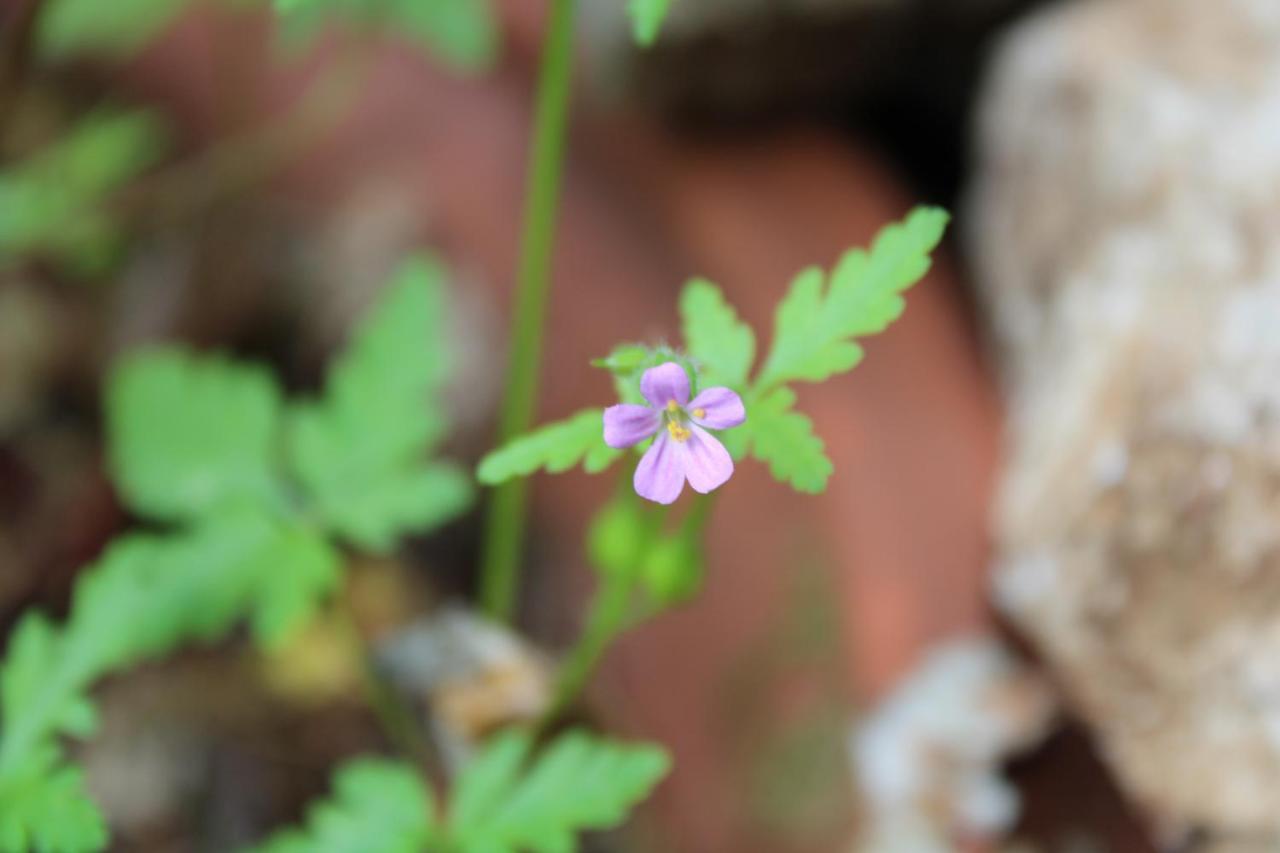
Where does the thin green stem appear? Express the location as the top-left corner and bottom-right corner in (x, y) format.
(538, 493), (679, 730)
(479, 0), (579, 623)
(539, 571), (635, 731)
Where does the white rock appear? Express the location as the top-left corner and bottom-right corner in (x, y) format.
(969, 0), (1280, 838)
(849, 638), (1052, 851)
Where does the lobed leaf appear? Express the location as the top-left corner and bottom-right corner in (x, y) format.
(38, 0), (189, 59)
(758, 206), (948, 389)
(252, 759), (437, 853)
(0, 515), (307, 848)
(287, 255), (472, 550)
(748, 388), (833, 494)
(107, 348), (285, 523)
(0, 762), (107, 853)
(248, 524), (342, 648)
(0, 110), (165, 273)
(272, 0), (498, 73)
(476, 410), (623, 485)
(448, 729), (671, 852)
(679, 278), (755, 389)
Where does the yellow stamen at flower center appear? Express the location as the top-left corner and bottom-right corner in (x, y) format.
(666, 400), (680, 413)
(693, 408), (706, 419)
(666, 420), (692, 443)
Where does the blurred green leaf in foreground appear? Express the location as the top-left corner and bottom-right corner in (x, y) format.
(0, 110), (165, 274)
(0, 255), (472, 851)
(253, 729), (670, 852)
(272, 0), (499, 72)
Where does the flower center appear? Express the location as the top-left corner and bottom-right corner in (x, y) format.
(693, 408), (706, 419)
(666, 400), (680, 413)
(666, 420), (691, 443)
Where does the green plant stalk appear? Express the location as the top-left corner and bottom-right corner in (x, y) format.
(540, 494), (718, 728)
(540, 570), (634, 729)
(479, 0), (580, 622)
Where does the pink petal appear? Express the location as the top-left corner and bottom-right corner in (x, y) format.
(688, 387), (746, 430)
(682, 425), (734, 494)
(640, 362), (690, 409)
(634, 432), (686, 504)
(603, 404), (660, 449)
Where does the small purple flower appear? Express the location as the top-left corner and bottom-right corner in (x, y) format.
(603, 362), (746, 505)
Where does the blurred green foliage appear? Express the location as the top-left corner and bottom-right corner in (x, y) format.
(108, 352), (287, 523)
(0, 514), (318, 851)
(253, 759), (436, 852)
(272, 0), (498, 72)
(286, 257), (472, 551)
(587, 492), (704, 606)
(254, 729), (670, 852)
(0, 256), (472, 851)
(34, 0), (498, 71)
(107, 254), (473, 633)
(0, 110), (165, 274)
(37, 0), (190, 58)
(628, 0), (675, 47)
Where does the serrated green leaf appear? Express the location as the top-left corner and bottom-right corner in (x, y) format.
(0, 515), (300, 850)
(476, 410), (623, 485)
(0, 110), (165, 273)
(449, 731), (532, 830)
(252, 759), (437, 853)
(288, 255), (472, 549)
(748, 388), (832, 494)
(38, 0), (189, 59)
(0, 762), (107, 853)
(272, 0), (498, 72)
(448, 729), (671, 852)
(629, 0), (676, 47)
(326, 463), (473, 554)
(589, 344), (649, 375)
(679, 278), (755, 389)
(107, 348), (285, 523)
(758, 207), (948, 389)
(249, 525), (342, 648)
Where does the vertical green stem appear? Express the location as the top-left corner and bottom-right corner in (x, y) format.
(479, 0), (580, 622)
(540, 571), (635, 730)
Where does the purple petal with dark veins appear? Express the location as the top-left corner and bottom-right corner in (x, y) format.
(634, 431), (685, 504)
(640, 362), (690, 409)
(688, 387), (746, 430)
(682, 425), (734, 494)
(603, 404), (661, 449)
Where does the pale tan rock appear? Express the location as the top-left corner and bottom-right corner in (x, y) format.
(968, 0), (1280, 839)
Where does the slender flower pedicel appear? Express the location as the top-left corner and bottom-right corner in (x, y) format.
(603, 362), (746, 504)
